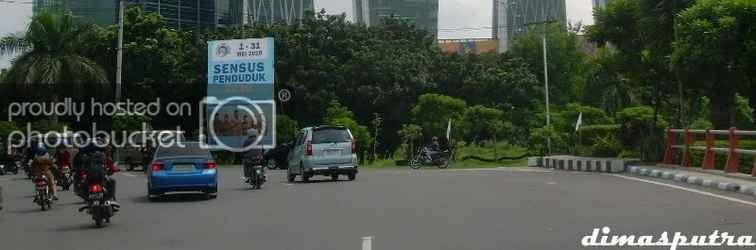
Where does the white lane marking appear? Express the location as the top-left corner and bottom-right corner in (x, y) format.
(610, 174), (756, 208)
(121, 173), (136, 177)
(546, 181), (557, 185)
(362, 236), (373, 250)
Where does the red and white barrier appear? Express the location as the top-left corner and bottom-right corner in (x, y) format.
(663, 127), (756, 177)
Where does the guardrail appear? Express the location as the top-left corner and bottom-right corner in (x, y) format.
(662, 128), (756, 177)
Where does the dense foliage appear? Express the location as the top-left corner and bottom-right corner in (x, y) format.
(3, 1), (756, 171)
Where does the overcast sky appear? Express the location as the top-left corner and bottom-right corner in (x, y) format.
(0, 0), (594, 69)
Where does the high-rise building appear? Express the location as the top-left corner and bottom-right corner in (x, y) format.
(492, 0), (566, 53)
(352, 0), (439, 32)
(229, 0), (315, 26)
(33, 0), (115, 25)
(33, 0), (313, 31)
(592, 0), (610, 9)
(129, 0), (218, 31)
(33, 0), (219, 31)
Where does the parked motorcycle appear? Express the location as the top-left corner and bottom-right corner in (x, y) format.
(0, 162), (19, 175)
(409, 147), (451, 169)
(33, 176), (53, 211)
(0, 155), (20, 175)
(79, 181), (118, 227)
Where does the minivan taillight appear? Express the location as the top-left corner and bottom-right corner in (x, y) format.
(352, 139), (357, 154)
(151, 162), (164, 171)
(205, 162), (217, 169)
(306, 140), (313, 156)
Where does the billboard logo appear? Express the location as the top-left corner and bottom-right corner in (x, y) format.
(216, 43), (231, 58)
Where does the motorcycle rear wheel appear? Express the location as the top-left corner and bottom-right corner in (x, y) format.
(409, 157), (422, 169)
(437, 159), (450, 169)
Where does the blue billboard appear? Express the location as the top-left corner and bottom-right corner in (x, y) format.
(204, 38), (276, 151)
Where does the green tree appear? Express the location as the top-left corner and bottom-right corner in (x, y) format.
(0, 121), (20, 140)
(672, 0), (756, 128)
(112, 113), (151, 134)
(397, 123), (423, 159)
(461, 105), (508, 144)
(588, 0), (695, 128)
(276, 114), (299, 144)
(410, 94), (467, 140)
(323, 100), (371, 160)
(509, 23), (590, 104)
(616, 106), (668, 160)
(0, 12), (108, 92)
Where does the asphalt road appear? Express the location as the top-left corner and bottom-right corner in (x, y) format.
(0, 167), (755, 250)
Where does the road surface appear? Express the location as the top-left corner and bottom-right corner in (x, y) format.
(0, 167), (754, 250)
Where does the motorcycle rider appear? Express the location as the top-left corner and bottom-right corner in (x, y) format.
(140, 140), (155, 170)
(54, 145), (71, 182)
(79, 137), (118, 204)
(31, 147), (57, 201)
(242, 129), (265, 184)
(425, 136), (442, 161)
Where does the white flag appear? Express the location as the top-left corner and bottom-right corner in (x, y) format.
(446, 118), (452, 140)
(575, 112), (583, 132)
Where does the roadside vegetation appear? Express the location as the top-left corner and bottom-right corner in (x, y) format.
(2, 0), (756, 173)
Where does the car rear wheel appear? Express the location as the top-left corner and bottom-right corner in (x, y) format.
(302, 174), (310, 183)
(347, 173), (356, 181)
(266, 160), (277, 170)
(331, 174), (338, 181)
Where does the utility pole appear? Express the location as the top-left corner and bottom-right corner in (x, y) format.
(526, 19), (556, 155)
(115, 0), (125, 103)
(543, 30), (551, 155)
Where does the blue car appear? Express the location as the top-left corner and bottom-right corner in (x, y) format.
(147, 142), (217, 200)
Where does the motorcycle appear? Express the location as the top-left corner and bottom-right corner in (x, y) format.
(409, 147), (451, 169)
(243, 156), (266, 189)
(79, 181), (118, 227)
(33, 176), (53, 211)
(0, 157), (20, 176)
(56, 165), (73, 191)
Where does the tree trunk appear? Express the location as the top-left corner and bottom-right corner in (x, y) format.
(709, 86), (735, 129)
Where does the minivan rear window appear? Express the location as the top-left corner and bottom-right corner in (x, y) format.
(312, 128), (351, 144)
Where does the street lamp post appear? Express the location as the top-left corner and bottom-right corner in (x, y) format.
(115, 0), (125, 102)
(526, 20), (555, 155)
(542, 31), (551, 155)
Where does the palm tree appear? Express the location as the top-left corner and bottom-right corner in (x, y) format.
(0, 11), (108, 86)
(0, 11), (108, 124)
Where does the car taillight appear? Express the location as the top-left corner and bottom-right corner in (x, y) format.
(352, 139), (357, 154)
(205, 162), (217, 169)
(306, 140), (313, 156)
(89, 184), (103, 193)
(151, 162), (164, 171)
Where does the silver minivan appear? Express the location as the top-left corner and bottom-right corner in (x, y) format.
(287, 126), (358, 182)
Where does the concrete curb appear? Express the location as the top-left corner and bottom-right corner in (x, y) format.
(528, 156), (638, 173)
(628, 166), (756, 197)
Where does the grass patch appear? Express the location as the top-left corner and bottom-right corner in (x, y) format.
(364, 142), (528, 169)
